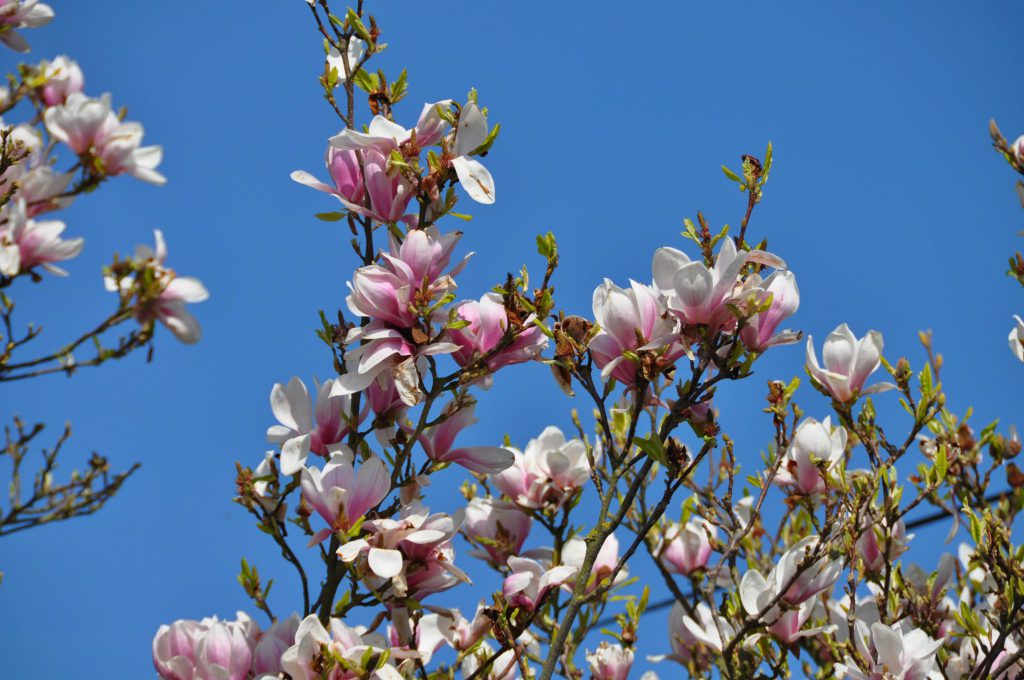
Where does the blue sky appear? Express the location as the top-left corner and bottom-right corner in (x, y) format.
(1, 1), (1022, 677)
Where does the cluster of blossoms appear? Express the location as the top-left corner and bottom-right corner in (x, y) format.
(147, 6), (1024, 680)
(0, 7), (206, 344)
(588, 236), (800, 392)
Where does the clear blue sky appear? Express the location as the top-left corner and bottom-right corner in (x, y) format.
(2, 1), (1022, 677)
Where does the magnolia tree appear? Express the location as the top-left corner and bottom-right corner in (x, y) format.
(0, 0), (206, 549)
(153, 3), (1024, 679)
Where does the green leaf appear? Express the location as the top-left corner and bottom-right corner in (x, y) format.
(634, 436), (668, 466)
(721, 165), (742, 183)
(315, 212), (346, 222)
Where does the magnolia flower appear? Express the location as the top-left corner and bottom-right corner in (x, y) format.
(835, 620), (943, 680)
(1013, 135), (1024, 165)
(301, 450), (390, 544)
(464, 497), (532, 564)
(0, 0), (53, 52)
(649, 601), (734, 671)
(330, 101), (450, 153)
(1009, 315), (1024, 362)
(562, 534), (627, 593)
(448, 101), (495, 204)
(652, 238), (786, 331)
(502, 556), (578, 611)
(448, 292), (548, 373)
(739, 269), (801, 351)
(38, 55), (83, 106)
(326, 37), (366, 81)
(826, 592), (880, 645)
(331, 321), (458, 406)
(281, 614), (401, 680)
(338, 502), (469, 600)
(589, 278), (682, 387)
(108, 230), (208, 343)
(857, 518), (913, 574)
(775, 535), (843, 605)
(194, 621), (254, 680)
(0, 198), (82, 276)
(806, 323), (895, 402)
(0, 121), (73, 215)
(44, 93), (165, 184)
(739, 566), (834, 645)
(490, 426), (597, 509)
(346, 227), (465, 328)
(267, 376), (355, 475)
(658, 517), (715, 576)
(152, 613), (258, 680)
(251, 613), (299, 676)
(418, 402), (515, 474)
(586, 643), (633, 680)
(438, 601), (492, 652)
(290, 145), (364, 206)
(385, 612), (451, 670)
(774, 416), (847, 495)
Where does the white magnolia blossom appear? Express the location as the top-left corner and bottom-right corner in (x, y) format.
(1009, 315), (1024, 362)
(0, 0), (53, 52)
(835, 620), (943, 680)
(326, 37), (366, 81)
(448, 101), (495, 204)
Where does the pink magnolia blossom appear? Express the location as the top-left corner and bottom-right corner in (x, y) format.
(448, 292), (548, 373)
(153, 613), (258, 680)
(267, 376), (356, 475)
(330, 321), (459, 406)
(1009, 315), (1024, 363)
(0, 123), (73, 215)
(346, 228), (464, 328)
(658, 516), (715, 576)
(562, 533), (627, 593)
(774, 416), (847, 496)
(0, 198), (82, 276)
(329, 101), (450, 153)
(386, 612), (449, 668)
(464, 497), (532, 564)
(280, 614), (401, 680)
(338, 502), (469, 601)
(775, 535), (843, 605)
(153, 619), (204, 680)
(301, 449), (390, 544)
(290, 145), (364, 206)
(502, 556), (577, 611)
(44, 93), (165, 184)
(1013, 135), (1024, 165)
(109, 229), (208, 344)
(806, 323), (895, 403)
(589, 278), (683, 387)
(490, 426), (597, 509)
(0, 1), (53, 52)
(650, 601), (734, 671)
(586, 642), (633, 680)
(739, 269), (801, 351)
(740, 567), (834, 645)
(857, 518), (913, 574)
(251, 613), (299, 676)
(334, 228), (470, 403)
(418, 402), (515, 474)
(438, 601), (491, 652)
(38, 55), (83, 106)
(652, 238), (786, 332)
(194, 621), (254, 680)
(836, 620), (943, 680)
